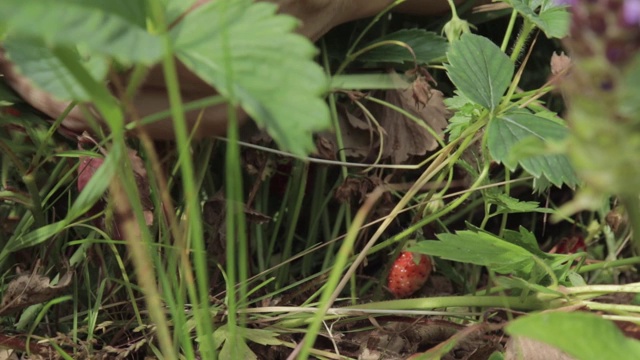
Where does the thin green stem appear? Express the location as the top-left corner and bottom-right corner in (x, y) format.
(366, 96), (446, 148)
(578, 256), (640, 273)
(344, 294), (552, 312)
(498, 170), (511, 238)
(510, 20), (535, 63)
(336, 40), (416, 75)
(297, 187), (386, 359)
(146, 0), (214, 357)
(501, 10), (519, 53)
(338, 0), (407, 75)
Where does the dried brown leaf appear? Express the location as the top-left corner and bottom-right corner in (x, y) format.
(334, 176), (385, 204)
(411, 76), (432, 107)
(505, 337), (576, 360)
(126, 147), (153, 216)
(549, 52), (573, 90)
(76, 133), (154, 239)
(551, 52), (572, 75)
(337, 71), (450, 164)
(337, 106), (376, 159)
(313, 134), (337, 160)
(375, 73), (449, 163)
(0, 271), (73, 315)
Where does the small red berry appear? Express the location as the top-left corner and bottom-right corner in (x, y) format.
(2, 106), (21, 117)
(387, 251), (431, 298)
(553, 235), (587, 254)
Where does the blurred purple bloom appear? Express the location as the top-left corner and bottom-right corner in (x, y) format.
(624, 0), (640, 25)
(553, 0), (576, 6)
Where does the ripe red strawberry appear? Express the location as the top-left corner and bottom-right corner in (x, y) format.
(2, 106), (21, 117)
(387, 251), (431, 298)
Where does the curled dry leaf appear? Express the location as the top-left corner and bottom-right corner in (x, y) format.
(0, 271), (73, 315)
(77, 133), (154, 239)
(505, 337), (576, 360)
(338, 105), (378, 159)
(549, 52), (573, 88)
(411, 75), (432, 106)
(334, 176), (382, 204)
(77, 154), (105, 193)
(338, 70), (450, 163)
(313, 134), (337, 160)
(550, 52), (572, 75)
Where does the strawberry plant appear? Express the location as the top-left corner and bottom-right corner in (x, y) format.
(1, 0), (640, 359)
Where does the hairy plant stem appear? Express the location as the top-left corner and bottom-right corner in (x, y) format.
(510, 20), (535, 63)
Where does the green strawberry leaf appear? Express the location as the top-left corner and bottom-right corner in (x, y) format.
(412, 230), (538, 276)
(0, 0), (162, 65)
(487, 193), (553, 215)
(506, 312), (640, 360)
(173, 1), (330, 156)
(3, 38), (109, 101)
(164, 0), (198, 24)
(502, 226), (553, 259)
(487, 110), (578, 188)
(444, 93), (482, 141)
(357, 29), (448, 64)
(506, 0), (570, 38)
(445, 34), (513, 111)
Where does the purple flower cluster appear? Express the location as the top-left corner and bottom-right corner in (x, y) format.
(557, 0), (640, 26)
(623, 0), (640, 25)
(561, 0), (640, 65)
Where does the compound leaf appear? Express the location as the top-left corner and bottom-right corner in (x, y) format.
(413, 230), (537, 275)
(0, 0), (162, 65)
(445, 34), (513, 111)
(487, 110), (578, 188)
(173, 1), (330, 156)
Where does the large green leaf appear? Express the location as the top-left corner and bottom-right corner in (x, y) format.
(162, 0), (198, 24)
(173, 1), (330, 156)
(412, 230), (538, 275)
(68, 0), (148, 28)
(3, 38), (109, 101)
(506, 0), (570, 38)
(357, 29), (448, 64)
(506, 312), (640, 360)
(487, 110), (578, 188)
(445, 34), (513, 111)
(0, 0), (162, 65)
